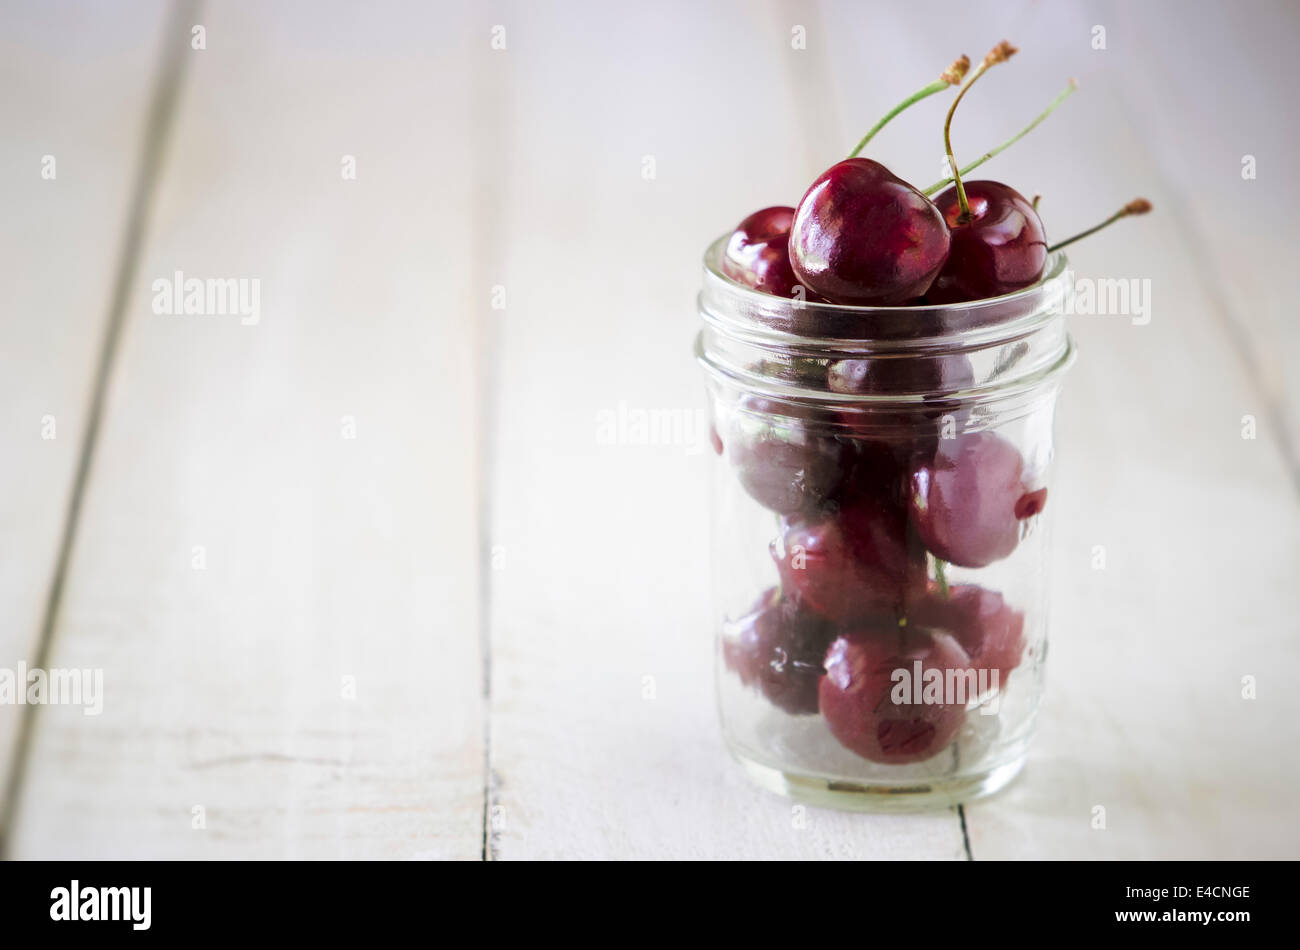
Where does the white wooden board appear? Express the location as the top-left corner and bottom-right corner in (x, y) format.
(7, 0), (485, 859)
(0, 0), (170, 819)
(482, 0), (968, 859)
(3, 0), (1297, 859)
(817, 0), (1300, 858)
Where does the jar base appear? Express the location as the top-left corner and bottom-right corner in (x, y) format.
(730, 748), (1025, 813)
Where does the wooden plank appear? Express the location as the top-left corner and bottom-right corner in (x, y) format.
(0, 0), (170, 816)
(966, 0), (1300, 859)
(8, 0), (1291, 860)
(813, 0), (1300, 858)
(1102, 0), (1300, 478)
(8, 1), (484, 858)
(483, 0), (967, 859)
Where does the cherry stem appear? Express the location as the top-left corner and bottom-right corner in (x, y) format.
(1047, 199), (1153, 253)
(926, 77), (1075, 196)
(847, 57), (969, 159)
(934, 558), (950, 598)
(943, 42), (1017, 219)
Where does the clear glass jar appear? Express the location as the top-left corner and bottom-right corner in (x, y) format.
(696, 236), (1075, 811)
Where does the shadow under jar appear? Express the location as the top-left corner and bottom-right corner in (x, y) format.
(696, 236), (1075, 811)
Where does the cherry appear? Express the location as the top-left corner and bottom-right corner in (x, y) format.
(729, 394), (851, 516)
(772, 496), (925, 621)
(912, 584), (1025, 684)
(927, 181), (1047, 303)
(721, 206), (804, 299)
(819, 623), (970, 765)
(733, 434), (848, 516)
(722, 588), (835, 715)
(908, 430), (1045, 568)
(719, 57), (970, 304)
(788, 158), (950, 305)
(837, 438), (912, 511)
(1015, 487), (1048, 520)
(828, 354), (975, 459)
(917, 41), (1049, 304)
(827, 355), (971, 397)
(831, 353), (974, 423)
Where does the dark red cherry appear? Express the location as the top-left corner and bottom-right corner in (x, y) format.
(722, 588), (835, 715)
(788, 159), (950, 305)
(908, 430), (1046, 568)
(730, 394), (851, 516)
(721, 206), (803, 299)
(831, 353), (974, 425)
(827, 353), (974, 398)
(772, 496), (925, 621)
(927, 181), (1048, 304)
(1015, 487), (1048, 519)
(912, 584), (1025, 684)
(819, 623), (970, 765)
(829, 354), (975, 455)
(837, 438), (911, 511)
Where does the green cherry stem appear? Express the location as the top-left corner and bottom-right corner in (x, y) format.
(1047, 199), (1153, 253)
(943, 41), (1018, 219)
(847, 56), (969, 159)
(925, 77), (1075, 197)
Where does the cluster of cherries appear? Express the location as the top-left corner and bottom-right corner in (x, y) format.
(721, 423), (1034, 765)
(716, 43), (1149, 766)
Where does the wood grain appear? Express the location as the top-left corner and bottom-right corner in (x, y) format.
(815, 0), (1300, 858)
(0, 0), (171, 819)
(7, 0), (484, 858)
(1106, 0), (1300, 481)
(4, 0), (1296, 859)
(482, 0), (967, 859)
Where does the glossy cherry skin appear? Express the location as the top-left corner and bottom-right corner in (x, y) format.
(828, 354), (972, 398)
(819, 623), (970, 765)
(722, 206), (803, 299)
(772, 496), (926, 621)
(829, 353), (975, 450)
(789, 159), (950, 305)
(836, 438), (912, 512)
(730, 394), (851, 516)
(912, 584), (1025, 685)
(908, 431), (1046, 568)
(722, 588), (835, 715)
(927, 181), (1048, 304)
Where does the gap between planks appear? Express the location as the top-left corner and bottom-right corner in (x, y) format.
(0, 0), (201, 857)
(473, 19), (513, 864)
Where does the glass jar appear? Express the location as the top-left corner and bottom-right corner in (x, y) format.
(696, 235), (1075, 811)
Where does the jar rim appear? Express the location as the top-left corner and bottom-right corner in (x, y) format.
(697, 235), (1075, 415)
(700, 234), (1071, 354)
(693, 329), (1075, 415)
